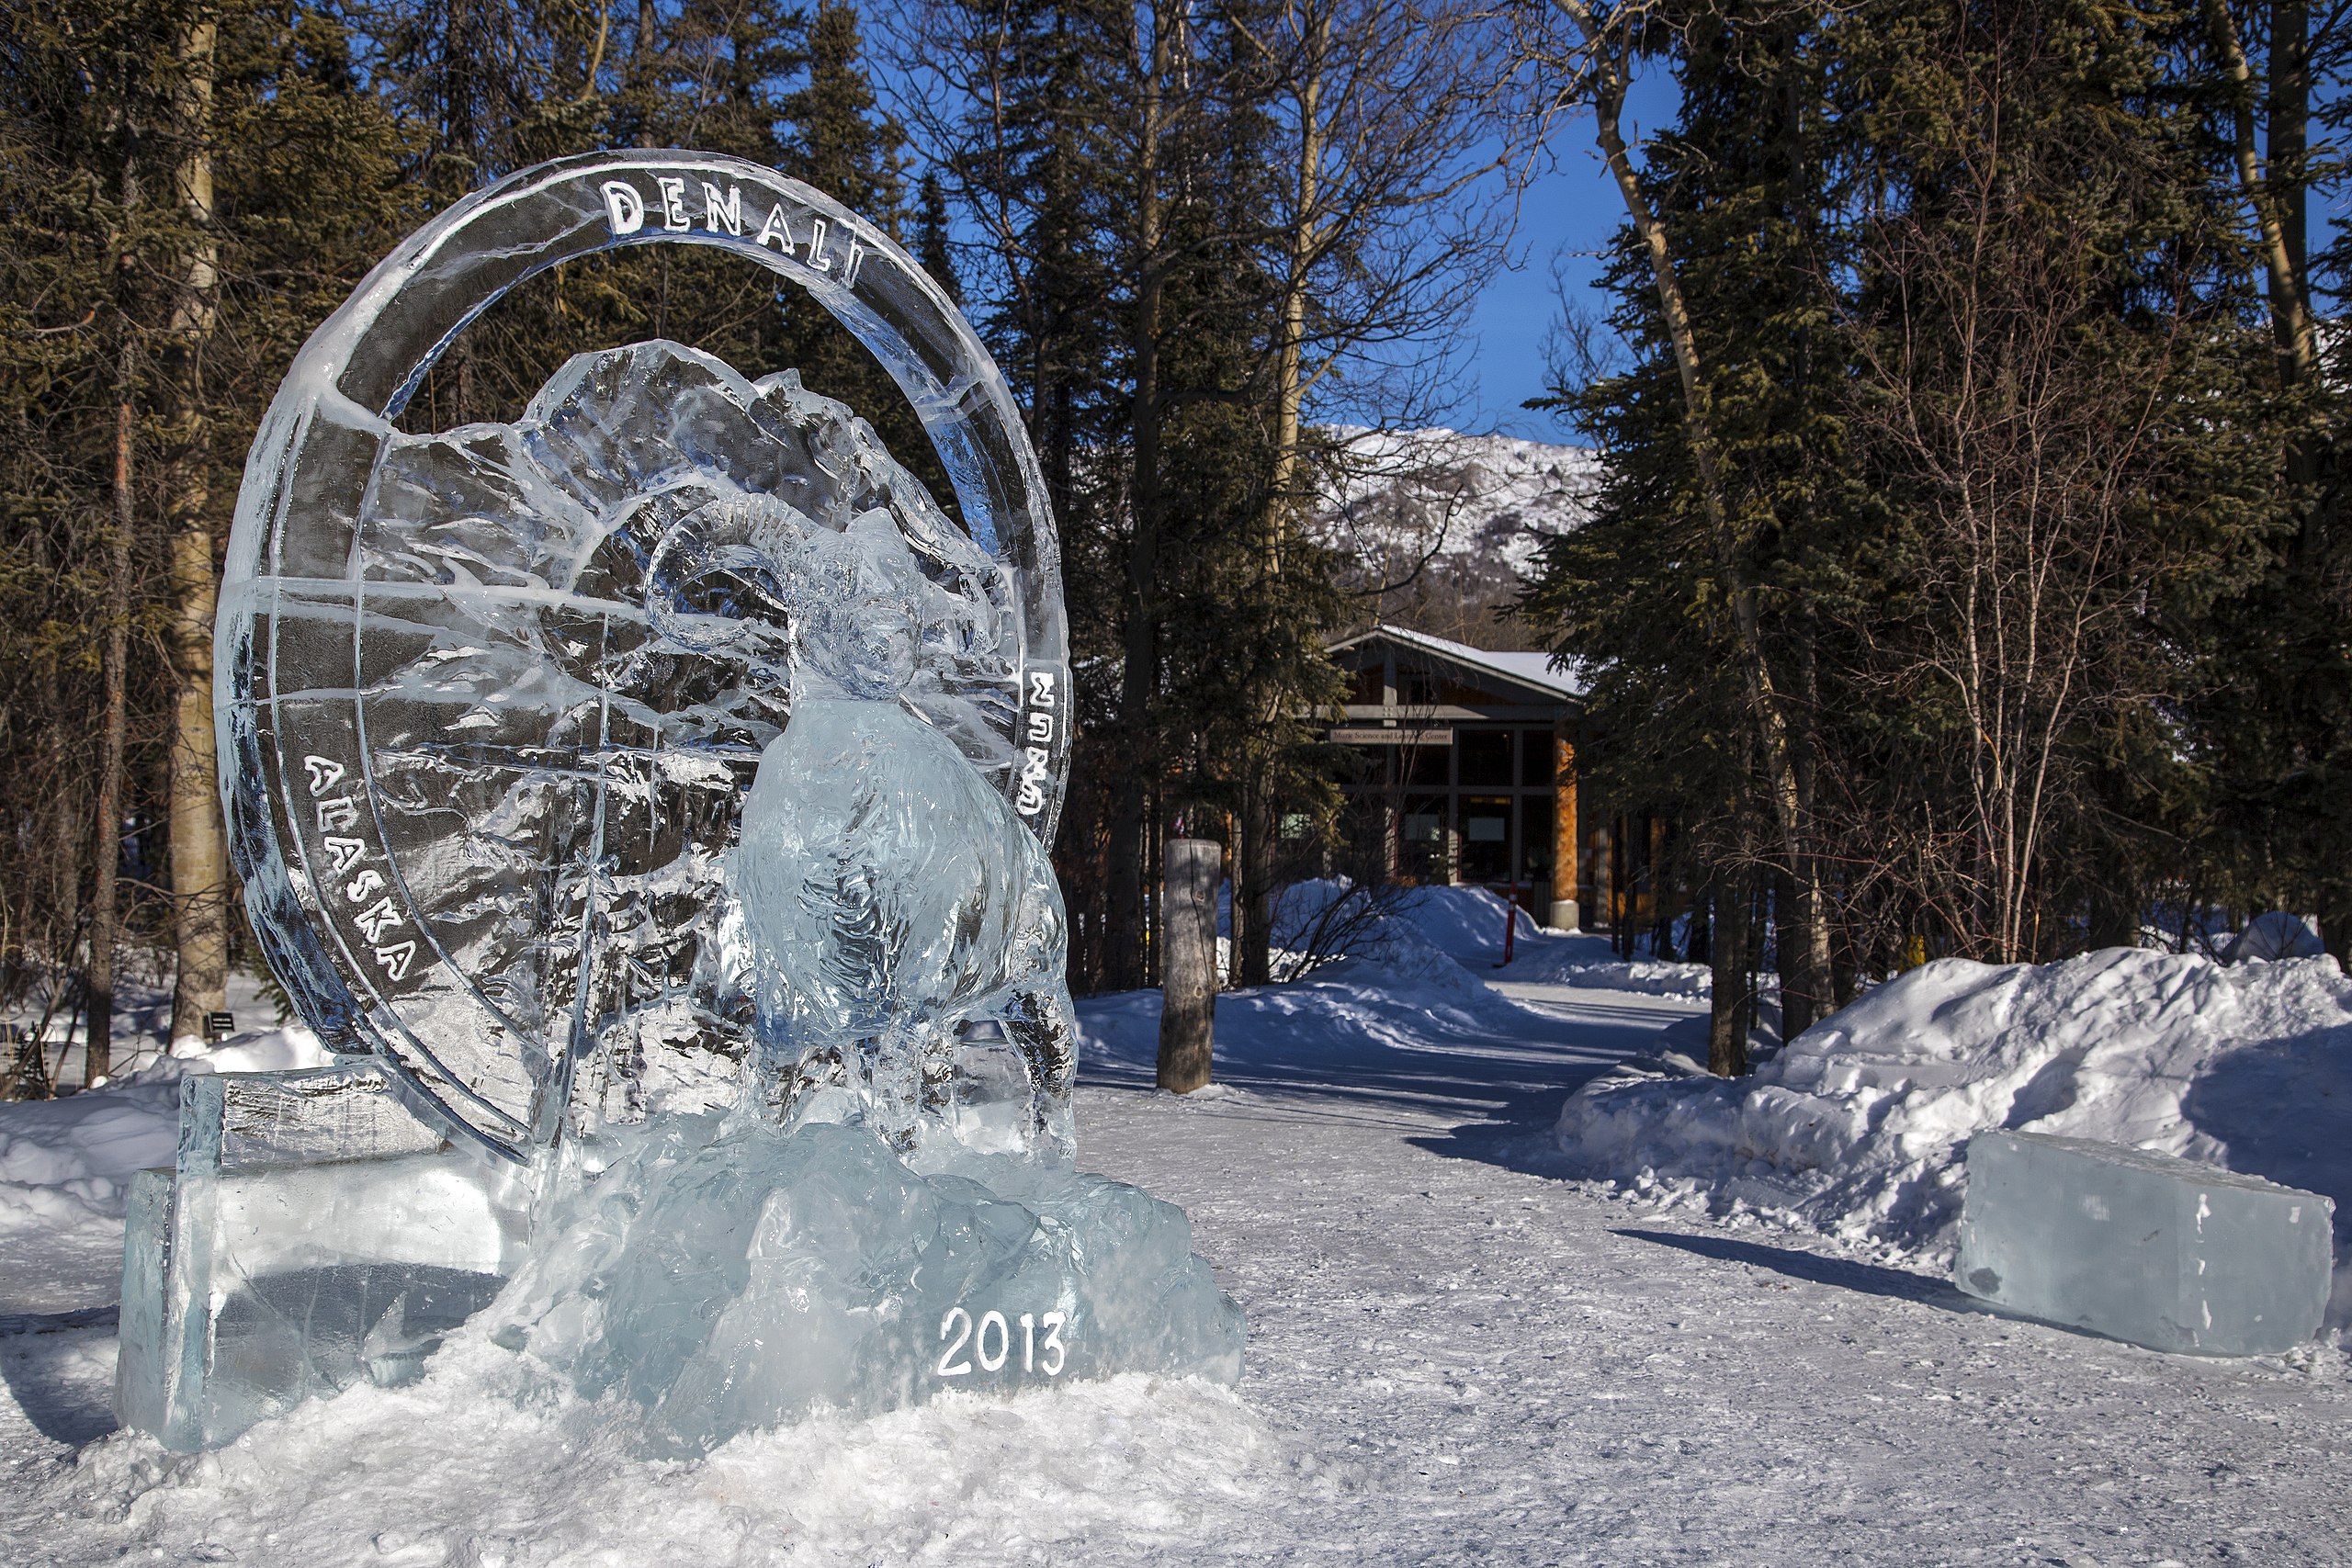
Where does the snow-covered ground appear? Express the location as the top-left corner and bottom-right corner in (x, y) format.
(4, 915), (2350, 1564)
(4, 965), (304, 1095)
(0, 1018), (327, 1320)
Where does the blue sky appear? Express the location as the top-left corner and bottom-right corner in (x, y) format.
(1455, 71), (1682, 441)
(883, 51), (1682, 446)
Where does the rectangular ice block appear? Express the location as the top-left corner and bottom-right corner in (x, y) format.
(115, 1063), (532, 1450)
(1955, 1129), (2334, 1356)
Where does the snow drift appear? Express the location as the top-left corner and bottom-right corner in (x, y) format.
(0, 1022), (331, 1314)
(1269, 877), (1712, 999)
(1384, 883), (1542, 964)
(1363, 879), (1715, 998)
(1555, 948), (2352, 1317)
(1507, 941), (1714, 999)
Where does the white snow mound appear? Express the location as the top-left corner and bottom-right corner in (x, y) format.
(1389, 884), (1542, 963)
(0, 1021), (332, 1314)
(1271, 877), (1717, 998)
(1555, 948), (2352, 1301)
(51, 1333), (1273, 1566)
(1509, 941), (1714, 998)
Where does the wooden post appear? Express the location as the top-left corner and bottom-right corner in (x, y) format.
(1157, 838), (1222, 1093)
(1550, 725), (1579, 931)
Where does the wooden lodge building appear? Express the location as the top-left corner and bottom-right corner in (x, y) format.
(1322, 625), (1663, 937)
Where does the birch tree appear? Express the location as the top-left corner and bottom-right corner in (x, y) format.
(1222, 0), (1518, 983)
(163, 16), (229, 1051)
(1534, 0), (1839, 1031)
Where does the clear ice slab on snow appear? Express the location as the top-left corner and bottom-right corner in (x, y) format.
(1955, 1129), (2333, 1356)
(493, 1116), (1244, 1455)
(116, 1063), (530, 1450)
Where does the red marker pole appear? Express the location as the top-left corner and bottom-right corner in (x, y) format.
(1498, 881), (1518, 967)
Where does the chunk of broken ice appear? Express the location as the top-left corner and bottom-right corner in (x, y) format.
(491, 1115), (1245, 1454)
(1955, 1129), (2332, 1356)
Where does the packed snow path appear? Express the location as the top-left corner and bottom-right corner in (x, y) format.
(1078, 977), (2352, 1567)
(3, 967), (2349, 1565)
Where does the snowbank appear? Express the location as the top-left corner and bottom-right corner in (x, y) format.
(0, 1021), (332, 1314)
(1555, 948), (2352, 1312)
(2228, 910), (2325, 963)
(1394, 884), (1718, 998)
(1507, 939), (1715, 999)
(1251, 878), (1535, 975)
(1261, 876), (1720, 998)
(1084, 887), (1540, 1081)
(1387, 884), (1541, 963)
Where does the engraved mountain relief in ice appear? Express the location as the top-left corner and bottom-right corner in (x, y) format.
(317, 339), (1062, 1146)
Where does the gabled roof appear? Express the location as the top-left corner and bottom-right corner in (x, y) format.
(1327, 623), (1586, 701)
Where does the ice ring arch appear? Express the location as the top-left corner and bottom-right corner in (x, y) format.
(218, 151), (1072, 1163)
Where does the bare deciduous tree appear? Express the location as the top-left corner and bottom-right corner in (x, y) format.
(1844, 55), (2196, 962)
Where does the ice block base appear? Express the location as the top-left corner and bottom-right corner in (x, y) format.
(493, 1114), (1246, 1455)
(115, 1064), (530, 1450)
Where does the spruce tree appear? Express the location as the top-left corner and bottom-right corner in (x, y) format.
(1528, 0), (2272, 1043)
(915, 170), (958, 299)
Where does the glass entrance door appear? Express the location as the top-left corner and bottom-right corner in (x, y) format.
(1457, 795), (1511, 884)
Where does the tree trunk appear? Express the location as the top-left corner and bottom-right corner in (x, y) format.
(1708, 866), (1749, 1077)
(1106, 13), (1175, 993)
(92, 318), (136, 1090)
(1237, 784), (1273, 986)
(165, 20), (228, 1051)
(1551, 0), (1833, 1020)
(29, 529), (78, 955)
(1775, 864), (1813, 1038)
(2204, 0), (2315, 383)
(1230, 9), (1329, 991)
(2247, 0), (2347, 950)
(2320, 890), (2352, 970)
(1157, 838), (1221, 1092)
(2267, 0), (2308, 347)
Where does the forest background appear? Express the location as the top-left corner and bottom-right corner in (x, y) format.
(3, 0), (2348, 1084)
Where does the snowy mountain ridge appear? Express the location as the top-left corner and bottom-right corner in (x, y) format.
(1311, 424), (1601, 582)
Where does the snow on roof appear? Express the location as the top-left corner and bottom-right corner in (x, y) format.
(1329, 623), (1587, 700)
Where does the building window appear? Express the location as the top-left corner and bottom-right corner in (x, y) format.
(1521, 729), (1555, 787)
(1520, 796), (1555, 886)
(1457, 795), (1511, 883)
(1458, 728), (1512, 787)
(1400, 796), (1448, 883)
(1397, 666), (1439, 707)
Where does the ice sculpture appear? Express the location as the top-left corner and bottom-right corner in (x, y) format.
(117, 150), (1241, 1452)
(490, 1119), (1238, 1455)
(733, 506), (1076, 1158)
(1957, 1130), (2333, 1355)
